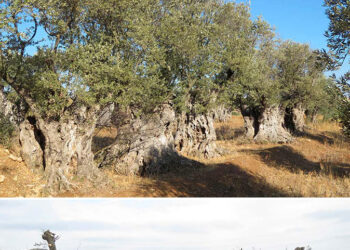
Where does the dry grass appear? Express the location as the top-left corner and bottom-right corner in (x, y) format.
(0, 147), (46, 197)
(0, 115), (349, 197)
(212, 116), (350, 197)
(214, 115), (246, 142)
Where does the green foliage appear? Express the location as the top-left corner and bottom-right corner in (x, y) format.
(0, 0), (169, 119)
(339, 98), (350, 136)
(0, 112), (15, 147)
(0, 0), (344, 130)
(324, 0), (350, 66)
(324, 0), (350, 135)
(218, 4), (278, 110)
(277, 41), (322, 107)
(153, 0), (225, 114)
(310, 77), (342, 120)
(222, 28), (327, 113)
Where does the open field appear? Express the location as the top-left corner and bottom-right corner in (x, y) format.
(0, 115), (349, 197)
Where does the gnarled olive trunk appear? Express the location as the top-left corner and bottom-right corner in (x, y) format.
(211, 104), (231, 122)
(97, 104), (178, 175)
(292, 104), (306, 132)
(240, 105), (259, 139)
(19, 106), (100, 191)
(174, 112), (217, 158)
(254, 105), (292, 143)
(98, 105), (218, 175)
(285, 104), (306, 134)
(96, 103), (121, 127)
(19, 119), (44, 170)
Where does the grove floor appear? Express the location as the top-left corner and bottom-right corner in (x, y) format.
(0, 116), (349, 197)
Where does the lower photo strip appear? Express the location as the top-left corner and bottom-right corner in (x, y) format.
(0, 198), (349, 250)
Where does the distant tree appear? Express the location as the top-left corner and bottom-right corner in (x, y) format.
(220, 9), (294, 142)
(276, 41), (335, 133)
(295, 246), (312, 250)
(307, 76), (344, 123)
(325, 0), (350, 68)
(277, 41), (325, 133)
(31, 230), (59, 250)
(42, 230), (59, 250)
(324, 0), (350, 136)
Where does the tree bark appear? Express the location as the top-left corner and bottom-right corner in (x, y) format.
(98, 105), (219, 175)
(174, 112), (217, 158)
(240, 105), (259, 139)
(254, 105), (292, 143)
(211, 104), (231, 122)
(19, 105), (100, 191)
(19, 119), (44, 170)
(97, 104), (178, 175)
(96, 103), (115, 127)
(285, 104), (306, 134)
(292, 104), (306, 133)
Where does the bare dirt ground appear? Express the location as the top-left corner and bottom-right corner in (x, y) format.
(0, 116), (349, 197)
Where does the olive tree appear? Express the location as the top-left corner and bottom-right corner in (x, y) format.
(97, 0), (229, 175)
(150, 0), (223, 158)
(0, 0), (166, 190)
(221, 15), (294, 143)
(42, 230), (59, 250)
(324, 0), (350, 136)
(277, 41), (326, 133)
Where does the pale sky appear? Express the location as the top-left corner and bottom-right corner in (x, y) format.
(0, 199), (349, 250)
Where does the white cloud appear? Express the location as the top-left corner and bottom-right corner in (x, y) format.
(0, 199), (349, 250)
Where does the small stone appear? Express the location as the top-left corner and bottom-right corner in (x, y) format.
(4, 149), (9, 154)
(9, 154), (23, 162)
(0, 175), (5, 183)
(13, 175), (18, 181)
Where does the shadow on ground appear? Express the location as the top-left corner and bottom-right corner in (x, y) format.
(240, 145), (350, 178)
(302, 131), (335, 145)
(142, 151), (289, 197)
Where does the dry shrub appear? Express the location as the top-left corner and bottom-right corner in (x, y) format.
(0, 113), (15, 147)
(216, 125), (236, 140)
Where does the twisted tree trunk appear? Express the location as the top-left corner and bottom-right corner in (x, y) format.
(240, 105), (259, 139)
(285, 103), (306, 134)
(174, 112), (217, 158)
(98, 105), (219, 175)
(211, 104), (231, 122)
(285, 104), (305, 135)
(292, 104), (306, 132)
(254, 105), (292, 143)
(19, 105), (100, 191)
(19, 119), (44, 170)
(97, 104), (178, 175)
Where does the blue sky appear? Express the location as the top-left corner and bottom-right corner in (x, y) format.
(0, 199), (349, 250)
(234, 0), (349, 77)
